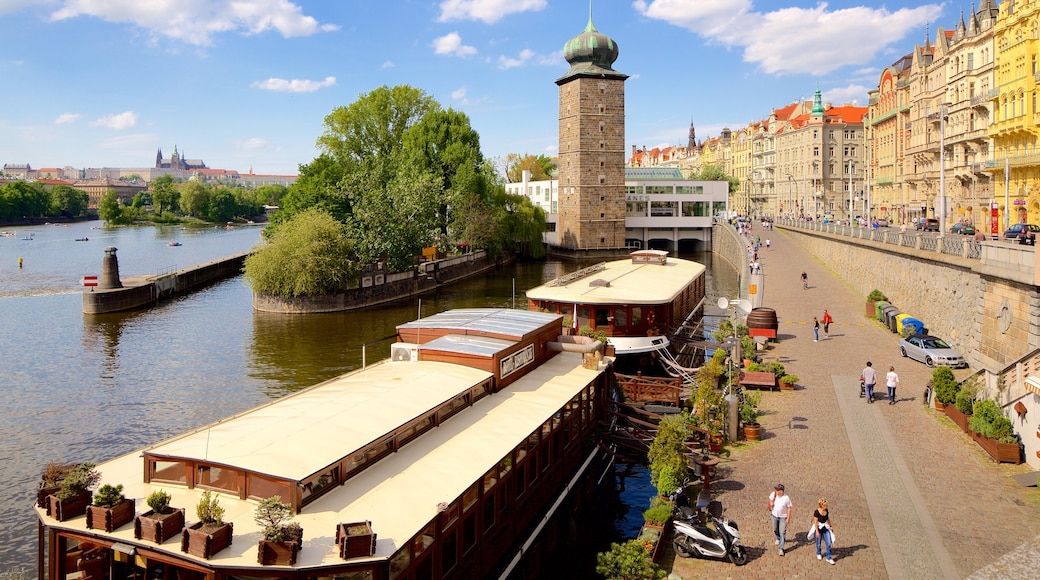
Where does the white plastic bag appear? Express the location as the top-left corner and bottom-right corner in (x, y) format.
(806, 522), (816, 541)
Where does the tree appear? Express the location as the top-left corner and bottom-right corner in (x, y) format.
(98, 191), (127, 224)
(47, 185), (88, 217)
(151, 175), (180, 215)
(206, 188), (238, 223)
(688, 165), (740, 194)
(244, 208), (359, 298)
(179, 181), (211, 218)
(595, 540), (666, 579)
(276, 154), (350, 226)
(505, 153), (555, 183)
(254, 184), (287, 207)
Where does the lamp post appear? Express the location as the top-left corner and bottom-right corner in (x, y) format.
(786, 173), (798, 219)
(939, 102), (950, 235)
(812, 160), (819, 220)
(847, 160), (854, 223)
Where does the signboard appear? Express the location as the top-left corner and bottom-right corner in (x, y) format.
(81, 275), (98, 287)
(991, 201), (1000, 236)
(1014, 199), (1027, 206)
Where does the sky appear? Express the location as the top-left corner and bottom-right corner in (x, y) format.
(0, 0), (956, 176)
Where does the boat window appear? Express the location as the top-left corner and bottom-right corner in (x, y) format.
(300, 466), (338, 503)
(439, 395), (469, 422)
(441, 529), (458, 575)
(595, 309), (609, 327)
(397, 414), (435, 447)
(615, 308), (628, 327)
(247, 473), (290, 503)
(196, 465), (241, 494)
(149, 459), (187, 484)
(631, 307), (643, 326)
(389, 546), (411, 580)
(414, 523), (435, 557)
(463, 484), (478, 512)
(577, 307), (590, 328)
(498, 455), (512, 479)
(482, 466), (498, 492)
(515, 462), (527, 497)
(483, 489), (496, 532)
(462, 512), (477, 552)
(442, 500), (460, 531)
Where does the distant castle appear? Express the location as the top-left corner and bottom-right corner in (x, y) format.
(155, 145), (208, 171)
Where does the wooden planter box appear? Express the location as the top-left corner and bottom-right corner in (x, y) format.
(258, 539), (302, 566)
(866, 300), (877, 318)
(971, 431), (1023, 464)
(337, 521), (377, 559)
(182, 521), (234, 559)
(38, 486), (60, 511)
(86, 498), (136, 532)
(943, 405), (971, 433)
(135, 508), (185, 543)
(48, 491), (92, 522)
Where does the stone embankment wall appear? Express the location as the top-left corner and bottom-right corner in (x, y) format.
(712, 221), (749, 293)
(253, 251), (506, 313)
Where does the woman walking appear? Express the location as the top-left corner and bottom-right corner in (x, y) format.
(813, 317), (820, 342)
(886, 366), (900, 405)
(812, 498), (835, 564)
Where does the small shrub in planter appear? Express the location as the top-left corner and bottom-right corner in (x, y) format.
(969, 400), (1016, 441)
(932, 366), (958, 406)
(779, 375), (799, 389)
(38, 461), (77, 510)
(255, 496), (303, 565)
(739, 391), (761, 425)
(196, 489), (225, 526)
(135, 489), (185, 543)
(763, 362), (786, 381)
(595, 539), (666, 579)
(182, 491), (233, 559)
(642, 500), (673, 527)
(86, 483), (135, 532)
(867, 289), (887, 302)
(954, 389), (975, 415)
(49, 462), (100, 521)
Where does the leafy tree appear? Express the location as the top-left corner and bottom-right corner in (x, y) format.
(595, 540), (666, 579)
(151, 174), (180, 215)
(505, 153), (555, 183)
(206, 188), (238, 223)
(688, 165), (740, 194)
(179, 181), (211, 218)
(276, 154), (350, 226)
(98, 191), (127, 224)
(254, 184), (287, 207)
(47, 185), (88, 217)
(245, 208), (360, 297)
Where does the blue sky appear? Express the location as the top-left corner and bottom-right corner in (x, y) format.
(0, 0), (953, 176)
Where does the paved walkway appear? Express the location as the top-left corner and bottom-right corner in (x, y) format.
(664, 225), (1040, 579)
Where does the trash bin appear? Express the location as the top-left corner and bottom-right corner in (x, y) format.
(874, 300), (890, 321)
(895, 313), (912, 335)
(883, 306), (901, 332)
(902, 317), (924, 336)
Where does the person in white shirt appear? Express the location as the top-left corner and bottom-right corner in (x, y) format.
(886, 366), (900, 405)
(768, 483), (793, 556)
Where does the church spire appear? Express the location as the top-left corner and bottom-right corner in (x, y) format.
(811, 86), (824, 116)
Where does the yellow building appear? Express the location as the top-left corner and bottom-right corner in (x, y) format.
(867, 52), (912, 223)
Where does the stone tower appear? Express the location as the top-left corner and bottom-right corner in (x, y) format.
(555, 10), (628, 252)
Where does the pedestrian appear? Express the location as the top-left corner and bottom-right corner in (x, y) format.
(801, 271), (808, 289)
(886, 365), (900, 405)
(812, 498), (836, 564)
(822, 309), (833, 337)
(861, 361), (877, 403)
(768, 484), (792, 556)
(813, 317), (819, 342)
(766, 238), (771, 249)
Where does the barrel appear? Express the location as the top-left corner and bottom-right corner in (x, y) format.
(746, 307), (779, 339)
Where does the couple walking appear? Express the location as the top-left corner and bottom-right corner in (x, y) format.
(768, 484), (836, 564)
(812, 309), (833, 342)
(860, 361), (901, 404)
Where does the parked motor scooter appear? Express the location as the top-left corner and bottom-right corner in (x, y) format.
(672, 497), (747, 565)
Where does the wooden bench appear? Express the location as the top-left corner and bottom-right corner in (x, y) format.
(738, 371), (778, 391)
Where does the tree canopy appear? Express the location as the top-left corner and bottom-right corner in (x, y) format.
(687, 165), (740, 194)
(505, 153), (555, 183)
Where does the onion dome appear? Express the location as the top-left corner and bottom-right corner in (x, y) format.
(557, 13), (627, 84)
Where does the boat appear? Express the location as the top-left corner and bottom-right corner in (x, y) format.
(1, 231), (15, 237)
(74, 237), (89, 242)
(20, 233), (34, 241)
(167, 241), (181, 247)
(525, 250), (708, 404)
(33, 308), (613, 579)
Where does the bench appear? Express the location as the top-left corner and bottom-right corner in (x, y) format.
(738, 371), (778, 391)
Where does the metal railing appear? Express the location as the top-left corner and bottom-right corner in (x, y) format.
(776, 218), (988, 260)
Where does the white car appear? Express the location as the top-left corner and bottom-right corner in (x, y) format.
(898, 335), (967, 368)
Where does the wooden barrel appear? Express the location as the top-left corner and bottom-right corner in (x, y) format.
(746, 307), (778, 333)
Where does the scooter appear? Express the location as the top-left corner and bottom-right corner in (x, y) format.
(672, 497), (747, 565)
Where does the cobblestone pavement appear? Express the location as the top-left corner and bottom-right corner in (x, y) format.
(663, 225), (1040, 579)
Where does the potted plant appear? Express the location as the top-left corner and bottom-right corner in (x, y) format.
(931, 366), (958, 411)
(740, 335), (756, 366)
(337, 520), (378, 559)
(562, 316), (574, 335)
(135, 489), (185, 543)
(48, 462), (100, 522)
(739, 391), (762, 441)
(181, 490), (233, 559)
(86, 483), (136, 532)
(945, 377), (977, 433)
(968, 399), (1022, 464)
(779, 374), (799, 390)
(647, 412), (691, 497)
(595, 539), (666, 578)
(866, 289), (887, 317)
(642, 497), (673, 530)
(255, 496), (304, 565)
(38, 461), (77, 511)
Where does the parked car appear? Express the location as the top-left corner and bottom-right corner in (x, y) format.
(1002, 222), (1040, 242)
(915, 218), (940, 231)
(874, 218), (890, 228)
(898, 335), (968, 368)
(949, 222), (976, 235)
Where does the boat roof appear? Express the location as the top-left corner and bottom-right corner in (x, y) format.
(43, 352), (600, 568)
(525, 253), (705, 305)
(397, 308), (558, 340)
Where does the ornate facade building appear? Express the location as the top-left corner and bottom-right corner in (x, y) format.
(154, 145), (208, 171)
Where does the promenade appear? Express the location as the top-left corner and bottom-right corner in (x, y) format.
(664, 225), (1040, 579)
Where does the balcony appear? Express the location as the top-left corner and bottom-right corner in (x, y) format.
(970, 94), (990, 108)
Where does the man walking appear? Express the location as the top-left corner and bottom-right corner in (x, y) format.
(822, 309), (833, 337)
(768, 484), (793, 556)
(861, 361), (877, 403)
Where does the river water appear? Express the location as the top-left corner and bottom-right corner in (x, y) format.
(0, 220), (737, 572)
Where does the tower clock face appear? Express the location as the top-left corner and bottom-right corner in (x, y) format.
(997, 299), (1012, 333)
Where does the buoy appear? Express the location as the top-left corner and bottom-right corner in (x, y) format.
(18, 257), (23, 268)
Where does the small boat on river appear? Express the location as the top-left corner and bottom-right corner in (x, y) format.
(167, 241), (181, 246)
(74, 237), (88, 242)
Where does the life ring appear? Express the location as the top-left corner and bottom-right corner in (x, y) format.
(646, 310), (655, 325)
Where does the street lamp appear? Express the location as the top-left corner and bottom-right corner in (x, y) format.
(938, 102), (951, 235)
(812, 160), (819, 219)
(786, 173), (798, 219)
(847, 160), (854, 223)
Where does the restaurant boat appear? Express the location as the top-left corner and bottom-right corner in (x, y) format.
(34, 308), (613, 580)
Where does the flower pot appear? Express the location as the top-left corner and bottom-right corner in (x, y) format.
(86, 498), (136, 532)
(866, 300), (878, 318)
(743, 423), (762, 441)
(135, 508), (185, 543)
(258, 539), (302, 566)
(337, 521), (377, 559)
(48, 491), (92, 522)
(38, 486), (61, 511)
(181, 521), (234, 559)
(708, 436), (722, 453)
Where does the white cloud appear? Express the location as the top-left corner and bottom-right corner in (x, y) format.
(451, 87), (468, 101)
(823, 84), (869, 106)
(433, 32), (477, 57)
(251, 76), (336, 93)
(381, 61), (395, 69)
(633, 1), (943, 76)
(438, 0), (547, 24)
(89, 111), (137, 130)
(49, 0), (338, 46)
(54, 113), (80, 124)
(235, 137), (281, 152)
(498, 48), (534, 70)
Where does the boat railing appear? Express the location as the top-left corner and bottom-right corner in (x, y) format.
(615, 372), (683, 407)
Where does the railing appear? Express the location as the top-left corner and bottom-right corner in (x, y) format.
(615, 373), (683, 407)
(776, 218), (989, 261)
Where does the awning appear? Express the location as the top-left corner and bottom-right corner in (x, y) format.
(1025, 376), (1040, 397)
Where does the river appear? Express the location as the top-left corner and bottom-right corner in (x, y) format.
(0, 219), (737, 573)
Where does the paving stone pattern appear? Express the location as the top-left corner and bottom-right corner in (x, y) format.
(662, 225), (1040, 579)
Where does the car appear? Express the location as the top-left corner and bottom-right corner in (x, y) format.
(950, 222), (976, 235)
(874, 218), (890, 228)
(915, 218), (940, 231)
(1002, 223), (1040, 242)
(899, 335), (968, 368)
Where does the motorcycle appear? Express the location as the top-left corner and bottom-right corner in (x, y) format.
(671, 495), (747, 565)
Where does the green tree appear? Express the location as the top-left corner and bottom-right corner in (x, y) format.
(595, 540), (666, 579)
(276, 154), (350, 226)
(688, 165), (740, 194)
(206, 189), (238, 223)
(47, 185), (88, 217)
(254, 184), (287, 207)
(244, 208), (360, 297)
(151, 174), (180, 215)
(98, 191), (127, 224)
(179, 181), (211, 218)
(505, 153), (555, 183)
